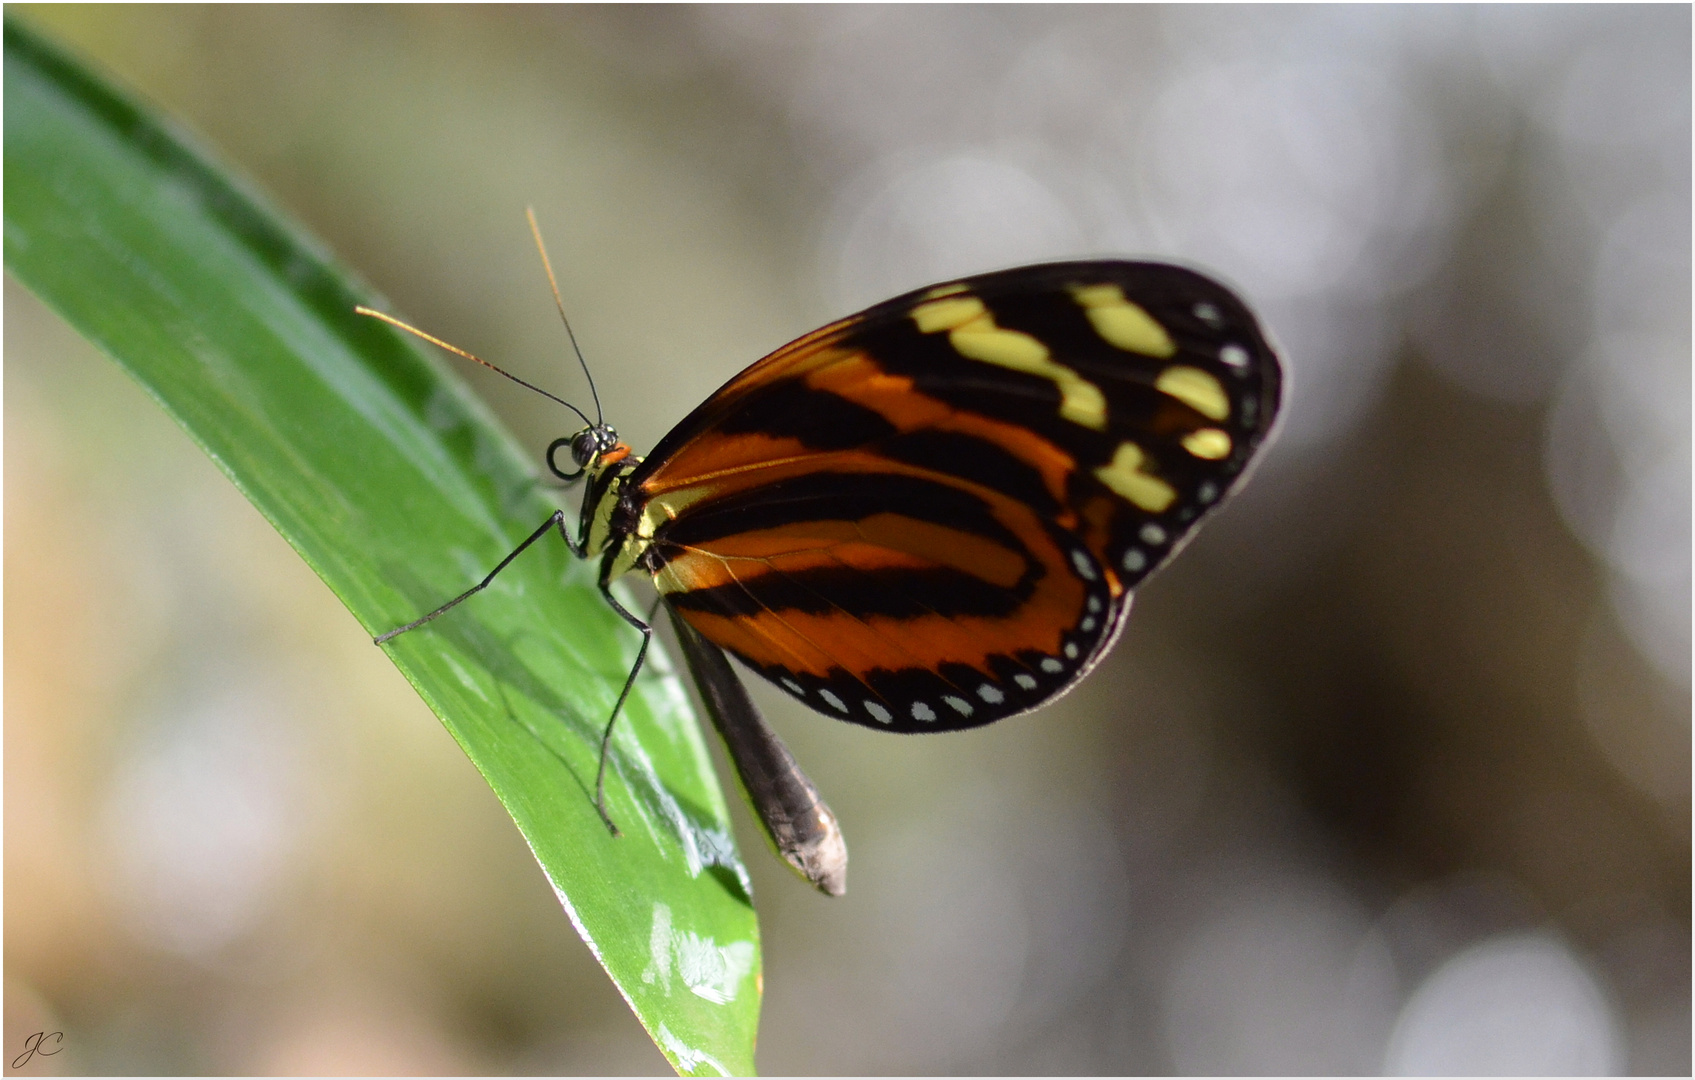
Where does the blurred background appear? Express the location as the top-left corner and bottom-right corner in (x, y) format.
(6, 5), (1688, 1074)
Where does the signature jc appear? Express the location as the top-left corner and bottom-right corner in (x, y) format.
(12, 1032), (63, 1069)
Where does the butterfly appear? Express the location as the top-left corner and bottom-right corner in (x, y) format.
(360, 219), (1282, 896)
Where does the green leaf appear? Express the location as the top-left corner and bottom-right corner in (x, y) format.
(3, 17), (760, 1075)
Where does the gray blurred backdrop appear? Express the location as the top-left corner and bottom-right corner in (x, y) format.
(6, 5), (1688, 1075)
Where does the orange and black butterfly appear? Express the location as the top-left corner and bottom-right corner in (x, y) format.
(360, 224), (1281, 896)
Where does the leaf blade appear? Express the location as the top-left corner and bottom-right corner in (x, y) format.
(3, 18), (759, 1075)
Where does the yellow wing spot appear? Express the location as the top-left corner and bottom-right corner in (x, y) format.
(1094, 441), (1177, 512)
(951, 314), (1047, 366)
(637, 485), (714, 540)
(911, 294), (1108, 431)
(1071, 284), (1177, 358)
(1155, 365), (1230, 421)
(921, 282), (971, 300)
(911, 295), (987, 333)
(1180, 428), (1233, 460)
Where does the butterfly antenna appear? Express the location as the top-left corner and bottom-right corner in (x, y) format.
(354, 305), (595, 429)
(526, 207), (604, 426)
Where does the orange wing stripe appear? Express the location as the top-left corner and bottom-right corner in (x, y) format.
(667, 514), (1026, 589)
(806, 355), (1080, 515)
(676, 603), (1081, 681)
(644, 352), (1079, 520)
(660, 499), (1086, 683)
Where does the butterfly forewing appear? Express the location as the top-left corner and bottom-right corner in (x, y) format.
(626, 261), (1281, 733)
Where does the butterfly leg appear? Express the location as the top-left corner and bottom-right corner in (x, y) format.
(592, 581), (654, 836)
(373, 510), (579, 645)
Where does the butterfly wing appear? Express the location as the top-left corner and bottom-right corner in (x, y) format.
(628, 261), (1281, 732)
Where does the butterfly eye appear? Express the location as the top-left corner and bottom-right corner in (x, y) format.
(571, 429), (602, 467)
(545, 428), (598, 481)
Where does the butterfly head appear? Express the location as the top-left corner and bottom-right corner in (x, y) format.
(547, 423), (631, 483)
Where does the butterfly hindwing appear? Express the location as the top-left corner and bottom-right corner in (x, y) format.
(626, 261), (1281, 732)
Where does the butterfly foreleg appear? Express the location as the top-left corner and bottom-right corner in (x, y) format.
(591, 580), (655, 836)
(373, 509), (579, 645)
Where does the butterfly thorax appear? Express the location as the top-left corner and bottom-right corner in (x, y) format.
(579, 442), (642, 561)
